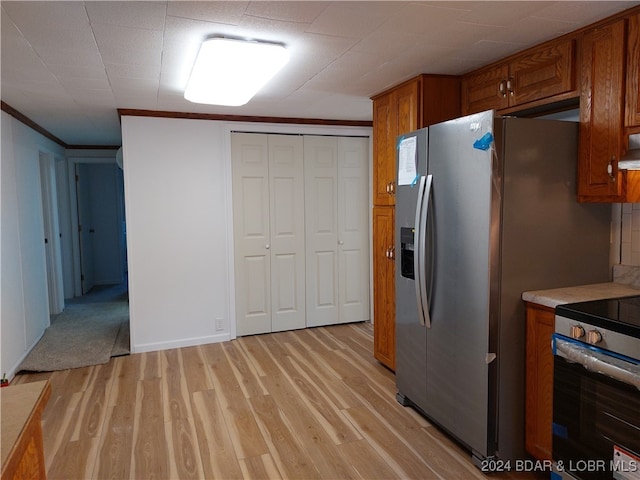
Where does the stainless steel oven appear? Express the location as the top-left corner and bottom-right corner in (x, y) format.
(552, 296), (640, 480)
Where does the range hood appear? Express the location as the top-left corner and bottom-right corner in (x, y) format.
(618, 133), (640, 170)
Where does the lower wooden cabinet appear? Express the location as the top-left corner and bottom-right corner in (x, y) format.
(373, 206), (395, 370)
(525, 302), (555, 461)
(1, 381), (51, 480)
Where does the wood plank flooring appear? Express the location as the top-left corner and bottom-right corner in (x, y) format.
(13, 322), (542, 480)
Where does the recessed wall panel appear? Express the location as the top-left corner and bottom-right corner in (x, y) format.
(316, 251), (336, 307)
(242, 177), (267, 238)
(273, 253), (297, 313)
(273, 177), (296, 238)
(245, 256), (268, 315)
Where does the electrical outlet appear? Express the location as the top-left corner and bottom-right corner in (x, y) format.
(215, 317), (224, 331)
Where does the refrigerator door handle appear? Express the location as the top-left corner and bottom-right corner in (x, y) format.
(420, 175), (433, 328)
(413, 175), (427, 326)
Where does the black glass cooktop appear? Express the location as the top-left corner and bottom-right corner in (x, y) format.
(555, 295), (640, 339)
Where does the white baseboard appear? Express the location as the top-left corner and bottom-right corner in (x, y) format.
(131, 332), (231, 354)
(5, 331), (45, 382)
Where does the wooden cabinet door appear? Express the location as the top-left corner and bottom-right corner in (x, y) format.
(372, 78), (421, 207)
(373, 206), (395, 370)
(626, 14), (640, 127)
(509, 38), (575, 106)
(461, 64), (509, 115)
(396, 80), (420, 138)
(578, 20), (626, 201)
(372, 93), (396, 206)
(525, 303), (555, 461)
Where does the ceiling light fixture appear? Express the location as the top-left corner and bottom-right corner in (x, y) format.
(184, 37), (289, 107)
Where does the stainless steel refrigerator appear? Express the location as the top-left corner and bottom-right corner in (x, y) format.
(395, 110), (611, 464)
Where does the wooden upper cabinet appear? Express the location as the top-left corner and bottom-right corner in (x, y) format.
(372, 75), (461, 207)
(578, 20), (626, 201)
(626, 13), (640, 128)
(509, 38), (576, 106)
(462, 37), (577, 115)
(372, 77), (421, 206)
(396, 80), (420, 136)
(461, 64), (509, 114)
(371, 79), (418, 206)
(373, 92), (398, 206)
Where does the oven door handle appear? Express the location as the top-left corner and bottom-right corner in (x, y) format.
(552, 335), (640, 390)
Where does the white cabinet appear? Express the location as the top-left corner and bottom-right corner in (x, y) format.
(231, 133), (306, 336)
(304, 136), (370, 327)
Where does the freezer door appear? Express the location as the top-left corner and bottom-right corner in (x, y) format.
(395, 128), (428, 410)
(424, 111), (499, 458)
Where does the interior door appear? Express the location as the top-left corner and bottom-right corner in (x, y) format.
(39, 153), (64, 314)
(304, 136), (339, 326)
(337, 137), (369, 323)
(232, 133), (271, 336)
(76, 164), (95, 294)
(87, 163), (123, 285)
(268, 135), (306, 332)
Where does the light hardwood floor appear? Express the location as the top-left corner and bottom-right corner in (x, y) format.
(14, 322), (542, 480)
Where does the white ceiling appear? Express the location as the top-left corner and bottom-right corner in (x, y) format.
(2, 1), (639, 146)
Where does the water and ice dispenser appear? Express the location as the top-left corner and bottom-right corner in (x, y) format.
(400, 227), (415, 280)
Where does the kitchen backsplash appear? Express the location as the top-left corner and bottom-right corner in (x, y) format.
(621, 203), (640, 265)
(613, 264), (640, 288)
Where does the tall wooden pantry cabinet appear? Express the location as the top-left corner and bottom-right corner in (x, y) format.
(371, 75), (461, 370)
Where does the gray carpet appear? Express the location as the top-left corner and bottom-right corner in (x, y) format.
(19, 298), (130, 372)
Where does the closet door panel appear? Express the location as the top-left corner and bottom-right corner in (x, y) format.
(268, 135), (306, 332)
(338, 137), (370, 323)
(232, 133), (271, 335)
(304, 136), (339, 327)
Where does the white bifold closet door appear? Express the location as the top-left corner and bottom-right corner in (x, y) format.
(232, 133), (306, 336)
(304, 136), (370, 327)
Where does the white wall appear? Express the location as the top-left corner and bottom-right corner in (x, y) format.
(121, 116), (233, 352)
(121, 116), (372, 353)
(1, 111), (66, 379)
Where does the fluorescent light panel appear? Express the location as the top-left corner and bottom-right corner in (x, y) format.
(184, 38), (289, 106)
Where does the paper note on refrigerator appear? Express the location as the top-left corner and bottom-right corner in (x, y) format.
(398, 136), (417, 185)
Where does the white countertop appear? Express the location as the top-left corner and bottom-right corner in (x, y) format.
(522, 282), (640, 309)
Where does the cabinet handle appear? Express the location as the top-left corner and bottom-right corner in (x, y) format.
(608, 157), (616, 182)
(386, 182), (395, 195)
(499, 79), (507, 98)
(265, 244), (270, 250)
(507, 77), (514, 96)
(387, 246), (395, 260)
